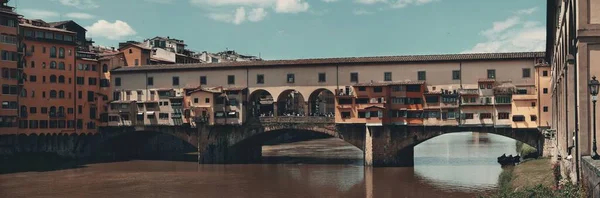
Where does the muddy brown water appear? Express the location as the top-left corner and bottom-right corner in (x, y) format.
(0, 132), (517, 198)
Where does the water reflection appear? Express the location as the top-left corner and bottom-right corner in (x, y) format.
(414, 132), (518, 192)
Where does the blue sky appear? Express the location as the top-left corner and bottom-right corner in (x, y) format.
(11, 0), (546, 60)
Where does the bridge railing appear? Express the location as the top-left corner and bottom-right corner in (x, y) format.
(257, 116), (335, 124)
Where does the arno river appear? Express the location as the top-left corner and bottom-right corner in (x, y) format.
(0, 132), (517, 198)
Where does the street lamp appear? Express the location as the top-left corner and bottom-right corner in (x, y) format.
(590, 76), (600, 160)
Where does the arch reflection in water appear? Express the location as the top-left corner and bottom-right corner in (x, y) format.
(413, 132), (518, 192)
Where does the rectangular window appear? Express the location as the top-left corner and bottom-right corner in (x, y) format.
(318, 73), (326, 82)
(530, 115), (537, 121)
(543, 71), (548, 76)
(350, 72), (358, 83)
(90, 107), (97, 119)
(543, 88), (548, 94)
(205, 98), (210, 103)
(115, 77), (121, 86)
(464, 113), (474, 119)
(512, 115), (525, 122)
(358, 111), (366, 118)
(384, 72), (392, 81)
(357, 87), (366, 91)
(480, 113), (492, 119)
(341, 112), (351, 119)
(228, 75), (235, 85)
(287, 74), (295, 83)
(78, 105), (83, 114)
(391, 97), (405, 104)
(418, 71), (426, 81)
(516, 89), (528, 94)
(147, 77), (154, 86)
(487, 69), (496, 79)
(498, 113), (510, 119)
(88, 78), (97, 85)
(257, 74), (264, 84)
(425, 96), (439, 103)
(373, 87), (383, 93)
(88, 91), (94, 102)
(495, 96), (512, 104)
(522, 68), (531, 78)
(531, 102), (536, 107)
(159, 113), (169, 120)
(543, 106), (548, 112)
(391, 86), (404, 92)
(30, 107), (37, 114)
(452, 70), (460, 80)
(172, 76), (179, 86)
(200, 76), (207, 85)
(135, 59), (139, 66)
(406, 85), (421, 92)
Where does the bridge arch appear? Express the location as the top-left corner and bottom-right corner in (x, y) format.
(276, 89), (306, 116)
(308, 88), (335, 117)
(248, 89), (275, 117)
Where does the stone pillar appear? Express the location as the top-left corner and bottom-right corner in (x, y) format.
(273, 102), (278, 117)
(364, 126), (373, 166)
(365, 167), (373, 198)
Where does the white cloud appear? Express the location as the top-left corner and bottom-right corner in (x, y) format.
(353, 9), (373, 15)
(274, 0), (309, 13)
(209, 7), (268, 24)
(464, 10), (545, 53)
(56, 0), (99, 9)
(20, 9), (59, 19)
(85, 20), (137, 40)
(355, 0), (438, 8)
(144, 0), (175, 3)
(517, 7), (538, 15)
(248, 8), (268, 22)
(65, 12), (95, 19)
(191, 0), (309, 15)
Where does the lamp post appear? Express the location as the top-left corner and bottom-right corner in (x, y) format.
(590, 76), (600, 159)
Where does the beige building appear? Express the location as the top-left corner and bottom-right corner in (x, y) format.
(108, 52), (547, 131)
(546, 0), (600, 184)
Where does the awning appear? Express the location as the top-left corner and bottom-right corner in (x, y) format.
(137, 112), (144, 115)
(146, 111), (155, 115)
(228, 112), (237, 115)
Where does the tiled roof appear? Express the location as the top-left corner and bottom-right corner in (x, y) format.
(223, 87), (247, 91)
(354, 80), (424, 87)
(354, 82), (389, 87)
(48, 20), (71, 28)
(20, 23), (76, 34)
(112, 52), (545, 73)
(459, 89), (480, 95)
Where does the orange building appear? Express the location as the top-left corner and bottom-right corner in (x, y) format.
(118, 43), (151, 66)
(0, 0), (20, 134)
(19, 19), (77, 134)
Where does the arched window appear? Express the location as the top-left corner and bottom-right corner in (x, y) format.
(59, 90), (65, 98)
(50, 46), (57, 58)
(58, 106), (65, 114)
(50, 75), (57, 83)
(58, 75), (65, 83)
(50, 90), (57, 98)
(102, 64), (108, 73)
(50, 106), (57, 116)
(31, 61), (35, 68)
(20, 105), (27, 117)
(50, 61), (56, 69)
(58, 62), (65, 70)
(42, 62), (46, 68)
(58, 47), (65, 58)
(20, 88), (26, 97)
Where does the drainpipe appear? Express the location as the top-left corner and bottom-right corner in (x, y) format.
(571, 2), (580, 182)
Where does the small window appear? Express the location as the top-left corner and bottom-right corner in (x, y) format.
(522, 68), (531, 78)
(543, 106), (549, 112)
(194, 98), (199, 103)
(543, 88), (548, 94)
(228, 75), (235, 85)
(129, 49), (133, 54)
(172, 76), (179, 86)
(543, 70), (548, 76)
(147, 77), (154, 86)
(452, 70), (460, 80)
(135, 59), (139, 66)
(418, 71), (426, 81)
(357, 87), (366, 91)
(530, 115), (537, 121)
(341, 112), (351, 119)
(512, 115), (525, 122)
(487, 84), (492, 89)
(464, 113), (474, 119)
(487, 69), (496, 79)
(373, 87), (383, 93)
(257, 74), (264, 84)
(350, 72), (358, 83)
(498, 112), (510, 119)
(384, 72), (392, 81)
(318, 73), (326, 82)
(287, 74), (295, 83)
(200, 76), (207, 85)
(205, 98), (210, 103)
(480, 113), (492, 119)
(531, 102), (536, 107)
(115, 77), (121, 86)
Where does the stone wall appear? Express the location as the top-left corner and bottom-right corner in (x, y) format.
(582, 157), (600, 197)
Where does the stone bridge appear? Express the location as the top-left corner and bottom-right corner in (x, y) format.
(0, 116), (545, 167)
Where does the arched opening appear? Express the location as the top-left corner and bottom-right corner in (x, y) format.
(58, 47), (65, 58)
(248, 89), (274, 117)
(58, 62), (65, 70)
(58, 75), (65, 83)
(50, 75), (57, 83)
(102, 64), (108, 73)
(58, 91), (65, 99)
(276, 90), (306, 116)
(308, 89), (335, 117)
(97, 131), (197, 161)
(49, 90), (57, 98)
(50, 61), (56, 69)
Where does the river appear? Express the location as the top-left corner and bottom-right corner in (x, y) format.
(0, 132), (518, 198)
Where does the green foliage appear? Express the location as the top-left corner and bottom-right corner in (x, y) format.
(515, 141), (538, 159)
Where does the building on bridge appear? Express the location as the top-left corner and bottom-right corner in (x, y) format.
(107, 52), (549, 130)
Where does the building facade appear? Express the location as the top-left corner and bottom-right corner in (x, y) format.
(546, 0), (600, 183)
(0, 0), (20, 134)
(108, 52), (548, 133)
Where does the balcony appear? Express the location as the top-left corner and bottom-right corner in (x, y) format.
(193, 116), (210, 123)
(49, 112), (66, 118)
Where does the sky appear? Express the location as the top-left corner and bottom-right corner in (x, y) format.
(10, 0), (546, 60)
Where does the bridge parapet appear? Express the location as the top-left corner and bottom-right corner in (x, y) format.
(257, 116), (335, 124)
